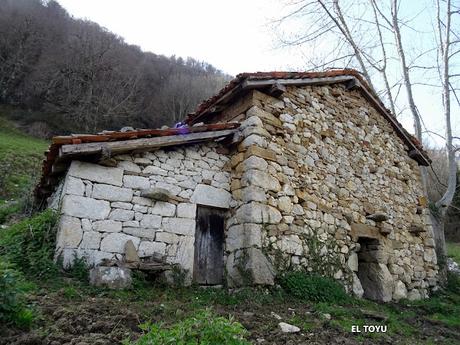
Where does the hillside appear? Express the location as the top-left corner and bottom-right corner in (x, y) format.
(0, 0), (229, 137)
(0, 113), (48, 222)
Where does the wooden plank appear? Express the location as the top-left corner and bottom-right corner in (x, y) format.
(59, 129), (238, 158)
(210, 90), (257, 124)
(52, 123), (240, 144)
(241, 75), (354, 89)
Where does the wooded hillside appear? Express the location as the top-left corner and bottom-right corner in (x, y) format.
(0, 0), (229, 136)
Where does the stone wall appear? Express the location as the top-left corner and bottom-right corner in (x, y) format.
(226, 86), (438, 300)
(53, 142), (232, 284)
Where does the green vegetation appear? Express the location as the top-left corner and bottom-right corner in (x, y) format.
(0, 261), (35, 328)
(278, 271), (350, 303)
(0, 209), (58, 279)
(447, 242), (460, 265)
(123, 309), (250, 345)
(0, 116), (48, 223)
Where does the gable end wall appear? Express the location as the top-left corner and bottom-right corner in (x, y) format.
(227, 85), (438, 300)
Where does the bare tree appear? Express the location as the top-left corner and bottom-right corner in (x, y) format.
(275, 0), (459, 270)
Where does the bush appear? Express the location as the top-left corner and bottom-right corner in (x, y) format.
(279, 271), (350, 303)
(123, 309), (250, 345)
(0, 260), (34, 327)
(67, 256), (90, 282)
(0, 209), (58, 279)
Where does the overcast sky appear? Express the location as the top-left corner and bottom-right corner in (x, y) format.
(57, 0), (302, 75)
(56, 0), (458, 145)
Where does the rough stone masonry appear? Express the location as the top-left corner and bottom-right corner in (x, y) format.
(48, 76), (438, 302)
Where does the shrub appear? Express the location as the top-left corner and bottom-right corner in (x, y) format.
(0, 260), (34, 327)
(279, 271), (350, 303)
(68, 256), (90, 282)
(0, 209), (58, 279)
(123, 309), (250, 345)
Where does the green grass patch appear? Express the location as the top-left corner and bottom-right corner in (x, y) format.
(0, 116), (48, 202)
(0, 209), (58, 279)
(447, 242), (460, 265)
(278, 271), (350, 303)
(122, 309), (250, 345)
(0, 260), (36, 328)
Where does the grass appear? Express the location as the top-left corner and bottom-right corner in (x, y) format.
(447, 242), (460, 265)
(0, 116), (48, 207)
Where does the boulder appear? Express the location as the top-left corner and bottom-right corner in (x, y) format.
(89, 266), (132, 289)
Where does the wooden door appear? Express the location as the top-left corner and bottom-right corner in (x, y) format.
(193, 206), (225, 285)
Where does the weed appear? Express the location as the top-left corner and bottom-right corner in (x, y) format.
(62, 286), (80, 300)
(279, 271), (350, 303)
(122, 309), (250, 345)
(0, 260), (35, 327)
(0, 209), (58, 279)
(67, 256), (90, 283)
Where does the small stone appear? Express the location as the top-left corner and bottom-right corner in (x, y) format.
(366, 212), (389, 222)
(278, 322), (300, 333)
(271, 312), (282, 320)
(124, 240), (140, 263)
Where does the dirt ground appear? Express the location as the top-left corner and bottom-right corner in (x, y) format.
(1, 283), (459, 345)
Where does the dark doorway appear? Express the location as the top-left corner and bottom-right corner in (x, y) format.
(193, 206), (225, 285)
(357, 237), (393, 302)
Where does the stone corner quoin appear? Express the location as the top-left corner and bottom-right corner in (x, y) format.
(49, 82), (438, 302)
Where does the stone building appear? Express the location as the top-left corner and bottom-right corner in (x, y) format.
(37, 70), (438, 302)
